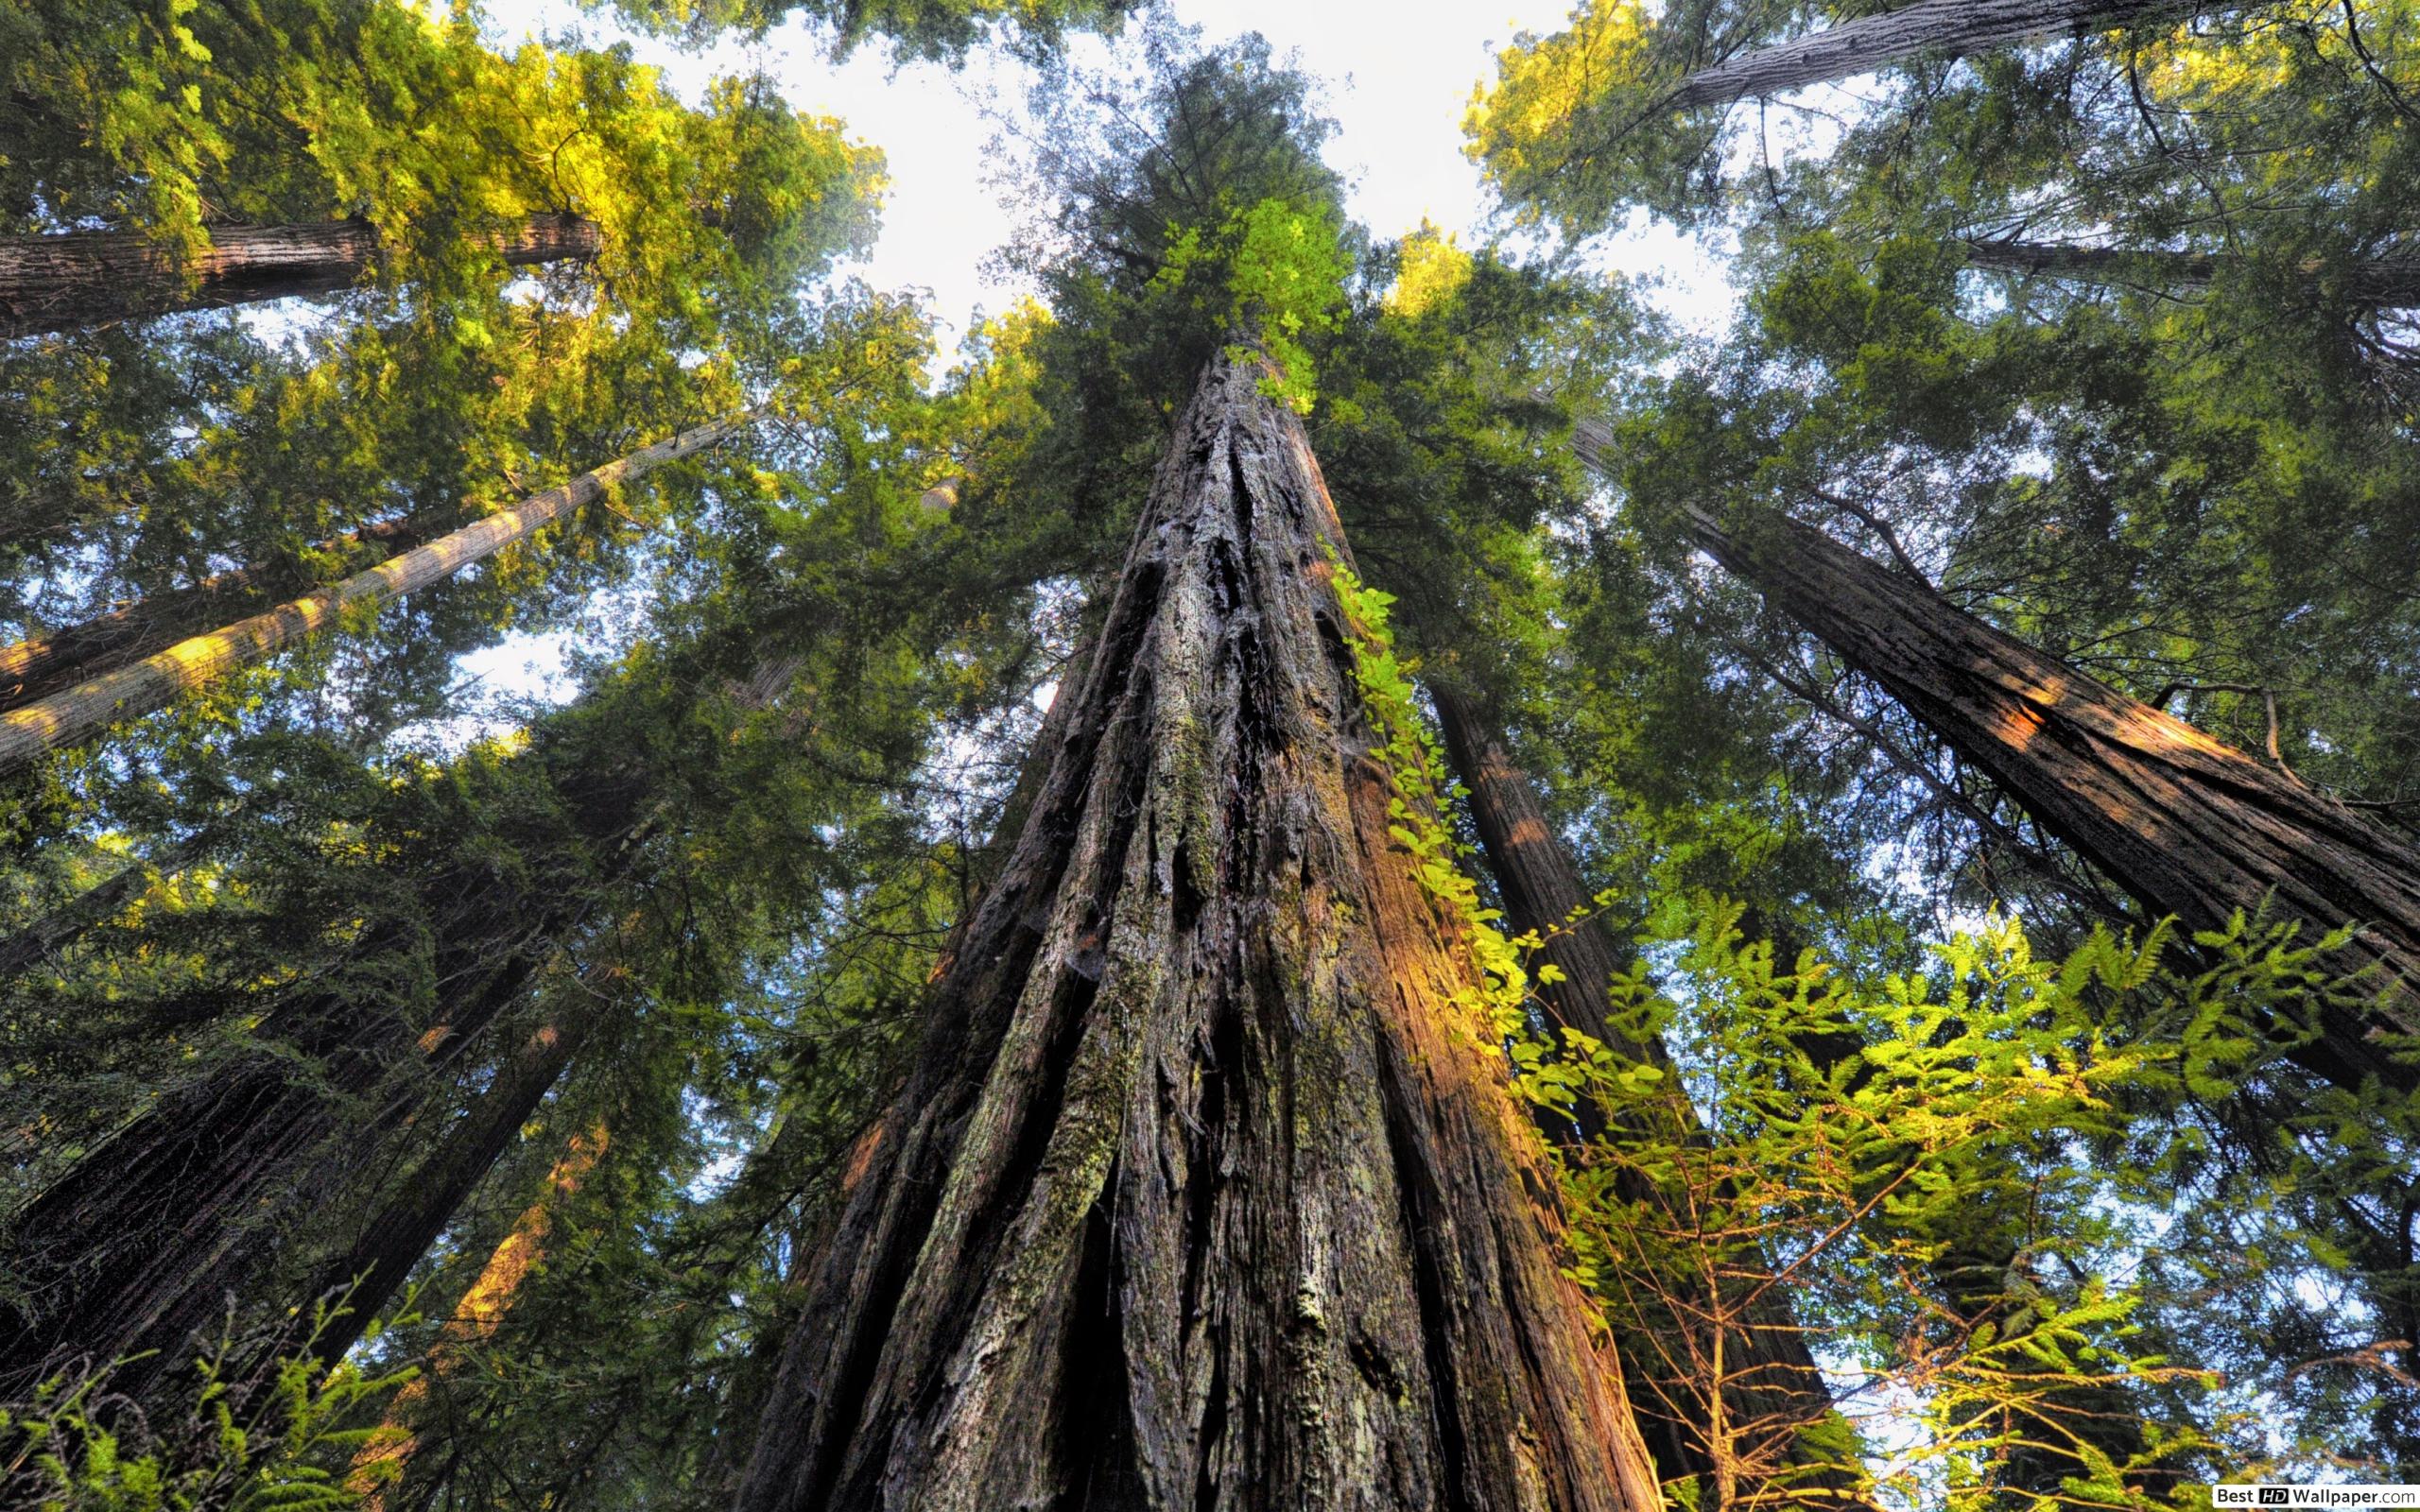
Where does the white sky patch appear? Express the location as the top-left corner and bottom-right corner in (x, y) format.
(443, 0), (1749, 705)
(473, 0), (1743, 343)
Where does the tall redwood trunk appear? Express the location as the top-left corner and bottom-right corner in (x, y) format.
(344, 1117), (612, 1507)
(0, 508), (456, 714)
(1430, 684), (1863, 1502)
(0, 414), (746, 783)
(1640, 486), (2420, 1095)
(1668, 0), (2199, 109)
(0, 745), (648, 1400)
(298, 993), (597, 1372)
(0, 214), (602, 339)
(735, 350), (1665, 1512)
(1963, 236), (2420, 307)
(0, 933), (564, 1401)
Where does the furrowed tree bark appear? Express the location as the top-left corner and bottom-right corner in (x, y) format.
(735, 348), (1665, 1512)
(1431, 683), (1868, 1505)
(0, 509), (457, 714)
(1646, 490), (2420, 1095)
(0, 214), (603, 339)
(1668, 0), (2203, 109)
(0, 414), (748, 784)
(1962, 236), (2420, 307)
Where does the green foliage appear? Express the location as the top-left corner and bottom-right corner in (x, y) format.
(607, 0), (1135, 58)
(1331, 558), (1533, 1038)
(1523, 896), (2396, 1503)
(0, 1296), (414, 1511)
(1150, 197), (1352, 411)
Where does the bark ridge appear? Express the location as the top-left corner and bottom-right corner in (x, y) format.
(735, 351), (1664, 1512)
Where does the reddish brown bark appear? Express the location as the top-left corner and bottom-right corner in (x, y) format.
(1431, 684), (1866, 1504)
(735, 350), (1665, 1512)
(0, 214), (602, 339)
(345, 1118), (611, 1508)
(1657, 491), (2420, 1094)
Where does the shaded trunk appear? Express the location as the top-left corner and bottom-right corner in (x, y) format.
(0, 509), (457, 714)
(1669, 0), (2198, 109)
(345, 1118), (611, 1508)
(0, 735), (654, 1401)
(1431, 684), (1865, 1503)
(299, 992), (600, 1373)
(0, 925), (565, 1401)
(1660, 491), (2420, 1095)
(0, 414), (747, 783)
(1963, 236), (2420, 307)
(0, 214), (602, 339)
(735, 350), (1664, 1512)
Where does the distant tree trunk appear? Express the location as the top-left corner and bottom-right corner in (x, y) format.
(298, 991), (601, 1373)
(1650, 489), (2420, 1095)
(0, 509), (456, 714)
(0, 929), (567, 1402)
(734, 349), (1665, 1512)
(345, 1118), (612, 1508)
(0, 414), (747, 784)
(0, 727), (657, 1402)
(0, 214), (603, 339)
(1430, 683), (1866, 1503)
(1963, 236), (2420, 307)
(1668, 0), (2200, 109)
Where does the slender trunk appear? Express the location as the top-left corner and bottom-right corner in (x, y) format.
(1661, 492), (2420, 1095)
(1964, 236), (2420, 307)
(1668, 0), (2199, 109)
(0, 510), (457, 714)
(0, 415), (747, 783)
(299, 993), (600, 1373)
(0, 931), (564, 1402)
(1431, 684), (1867, 1503)
(735, 349), (1664, 1512)
(345, 1119), (611, 1508)
(0, 214), (603, 340)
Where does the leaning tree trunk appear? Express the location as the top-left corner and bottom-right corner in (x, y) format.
(0, 213), (603, 339)
(0, 820), (225, 981)
(344, 1117), (612, 1508)
(1962, 236), (2420, 307)
(1668, 0), (2203, 109)
(0, 508), (456, 714)
(297, 988), (600, 1373)
(0, 413), (746, 783)
(1656, 492), (2420, 1095)
(735, 349), (1666, 1512)
(1430, 684), (1865, 1503)
(0, 734), (652, 1402)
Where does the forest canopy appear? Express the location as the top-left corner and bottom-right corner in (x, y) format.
(2, 0), (2418, 1508)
